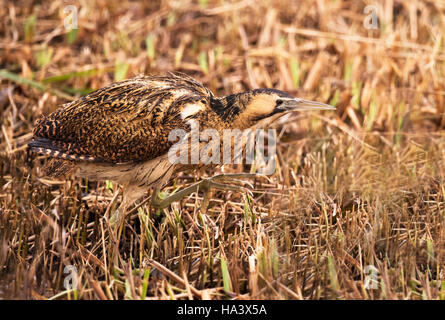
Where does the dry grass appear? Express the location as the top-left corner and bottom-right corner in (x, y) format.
(0, 0), (444, 300)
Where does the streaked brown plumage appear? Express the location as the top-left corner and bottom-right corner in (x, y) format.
(29, 72), (334, 226)
(31, 73), (212, 163)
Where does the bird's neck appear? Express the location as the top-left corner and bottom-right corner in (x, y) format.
(209, 94), (243, 123)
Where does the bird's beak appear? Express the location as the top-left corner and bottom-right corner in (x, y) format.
(277, 98), (336, 112)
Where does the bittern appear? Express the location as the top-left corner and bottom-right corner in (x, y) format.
(28, 72), (334, 226)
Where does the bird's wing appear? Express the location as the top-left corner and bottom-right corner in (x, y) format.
(29, 73), (213, 163)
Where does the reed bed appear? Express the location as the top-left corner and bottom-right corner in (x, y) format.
(0, 0), (443, 299)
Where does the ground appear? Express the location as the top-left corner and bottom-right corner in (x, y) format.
(0, 0), (443, 299)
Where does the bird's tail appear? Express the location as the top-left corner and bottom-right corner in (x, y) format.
(28, 137), (97, 161)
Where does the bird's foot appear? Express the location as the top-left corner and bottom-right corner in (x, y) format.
(150, 173), (264, 211)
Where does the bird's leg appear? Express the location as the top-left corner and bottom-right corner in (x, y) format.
(109, 185), (146, 228)
(150, 173), (263, 210)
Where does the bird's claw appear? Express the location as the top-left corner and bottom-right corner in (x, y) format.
(150, 173), (260, 211)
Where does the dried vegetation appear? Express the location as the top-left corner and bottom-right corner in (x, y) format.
(0, 0), (444, 299)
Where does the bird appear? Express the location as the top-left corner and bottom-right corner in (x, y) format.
(28, 72), (335, 226)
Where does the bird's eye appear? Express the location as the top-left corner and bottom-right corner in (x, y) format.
(276, 100), (283, 106)
(201, 99), (206, 104)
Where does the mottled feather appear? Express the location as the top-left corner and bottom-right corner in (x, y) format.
(30, 72), (213, 163)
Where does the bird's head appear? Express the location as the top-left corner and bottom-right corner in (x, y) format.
(209, 88), (336, 129)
